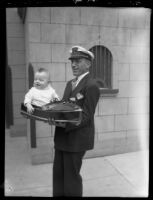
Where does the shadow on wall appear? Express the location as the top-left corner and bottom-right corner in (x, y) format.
(5, 65), (13, 128)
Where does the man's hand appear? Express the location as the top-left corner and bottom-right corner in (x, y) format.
(48, 118), (66, 128)
(71, 121), (80, 126)
(26, 103), (34, 114)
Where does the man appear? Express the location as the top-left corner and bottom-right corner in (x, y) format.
(52, 46), (100, 196)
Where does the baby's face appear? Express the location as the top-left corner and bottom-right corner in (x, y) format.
(34, 72), (49, 89)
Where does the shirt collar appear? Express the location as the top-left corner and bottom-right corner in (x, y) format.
(75, 71), (89, 86)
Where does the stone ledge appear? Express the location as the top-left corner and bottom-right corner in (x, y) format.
(100, 88), (119, 97)
(10, 124), (27, 137)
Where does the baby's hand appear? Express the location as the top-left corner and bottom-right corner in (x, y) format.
(26, 104), (34, 114)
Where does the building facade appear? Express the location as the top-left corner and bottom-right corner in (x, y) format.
(6, 7), (150, 164)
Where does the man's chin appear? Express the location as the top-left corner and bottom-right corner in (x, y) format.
(73, 72), (79, 77)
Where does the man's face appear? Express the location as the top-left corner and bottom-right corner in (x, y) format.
(71, 58), (90, 77)
(34, 72), (49, 89)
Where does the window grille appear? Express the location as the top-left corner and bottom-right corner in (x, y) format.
(89, 45), (112, 88)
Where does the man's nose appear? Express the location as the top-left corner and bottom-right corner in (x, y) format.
(71, 61), (77, 67)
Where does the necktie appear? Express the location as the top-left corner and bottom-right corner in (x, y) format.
(72, 78), (78, 91)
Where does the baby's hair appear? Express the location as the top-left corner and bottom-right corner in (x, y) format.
(36, 68), (51, 82)
(37, 68), (48, 73)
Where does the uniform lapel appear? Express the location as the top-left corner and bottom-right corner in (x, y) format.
(71, 73), (90, 96)
(63, 74), (90, 101)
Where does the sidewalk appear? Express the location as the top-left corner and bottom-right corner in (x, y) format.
(5, 130), (149, 197)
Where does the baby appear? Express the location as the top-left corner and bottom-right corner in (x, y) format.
(24, 68), (60, 114)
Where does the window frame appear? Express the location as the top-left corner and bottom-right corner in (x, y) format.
(88, 45), (119, 97)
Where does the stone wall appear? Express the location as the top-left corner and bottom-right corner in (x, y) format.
(6, 8), (27, 136)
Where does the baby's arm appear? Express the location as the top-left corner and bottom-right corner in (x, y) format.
(26, 103), (34, 114)
(24, 88), (35, 114)
(51, 90), (60, 102)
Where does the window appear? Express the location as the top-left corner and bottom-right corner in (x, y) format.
(89, 45), (112, 89)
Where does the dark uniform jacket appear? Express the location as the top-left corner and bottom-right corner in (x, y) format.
(54, 73), (100, 152)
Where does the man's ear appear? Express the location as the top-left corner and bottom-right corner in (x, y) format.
(86, 60), (91, 68)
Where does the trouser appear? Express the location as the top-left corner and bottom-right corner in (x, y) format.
(53, 149), (86, 197)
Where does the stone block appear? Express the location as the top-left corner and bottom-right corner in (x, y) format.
(31, 143), (54, 164)
(118, 8), (146, 28)
(130, 81), (149, 98)
(65, 25), (99, 44)
(94, 140), (112, 150)
(31, 145), (52, 156)
(118, 81), (149, 98)
(126, 129), (145, 139)
(95, 116), (114, 132)
(36, 121), (51, 138)
(118, 81), (130, 98)
(112, 74), (119, 89)
(41, 24), (65, 43)
(128, 97), (149, 114)
(81, 7), (118, 27)
(51, 7), (81, 24)
(13, 118), (27, 126)
(13, 92), (25, 105)
(51, 44), (71, 63)
(10, 124), (27, 137)
(31, 151), (53, 165)
(116, 46), (129, 63)
(49, 63), (66, 82)
(36, 137), (54, 147)
(126, 136), (142, 152)
(145, 9), (151, 29)
(7, 23), (24, 37)
(117, 28), (131, 45)
(130, 64), (149, 81)
(115, 115), (128, 131)
(12, 79), (26, 92)
(127, 114), (149, 131)
(13, 104), (22, 119)
(115, 114), (147, 131)
(117, 46), (149, 63)
(6, 8), (21, 23)
(27, 7), (50, 23)
(130, 29), (150, 47)
(125, 143), (141, 153)
(98, 131), (126, 140)
(112, 61), (119, 76)
(100, 27), (131, 46)
(51, 82), (67, 99)
(65, 62), (74, 81)
(8, 50), (25, 65)
(29, 43), (51, 62)
(10, 65), (26, 79)
(115, 113), (149, 132)
(7, 38), (25, 51)
(94, 141), (114, 154)
(118, 63), (130, 81)
(113, 144), (127, 155)
(35, 62), (66, 82)
(85, 147), (115, 158)
(99, 98), (128, 115)
(98, 131), (126, 152)
(113, 137), (127, 149)
(126, 130), (149, 150)
(28, 23), (40, 42)
(100, 27), (118, 45)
